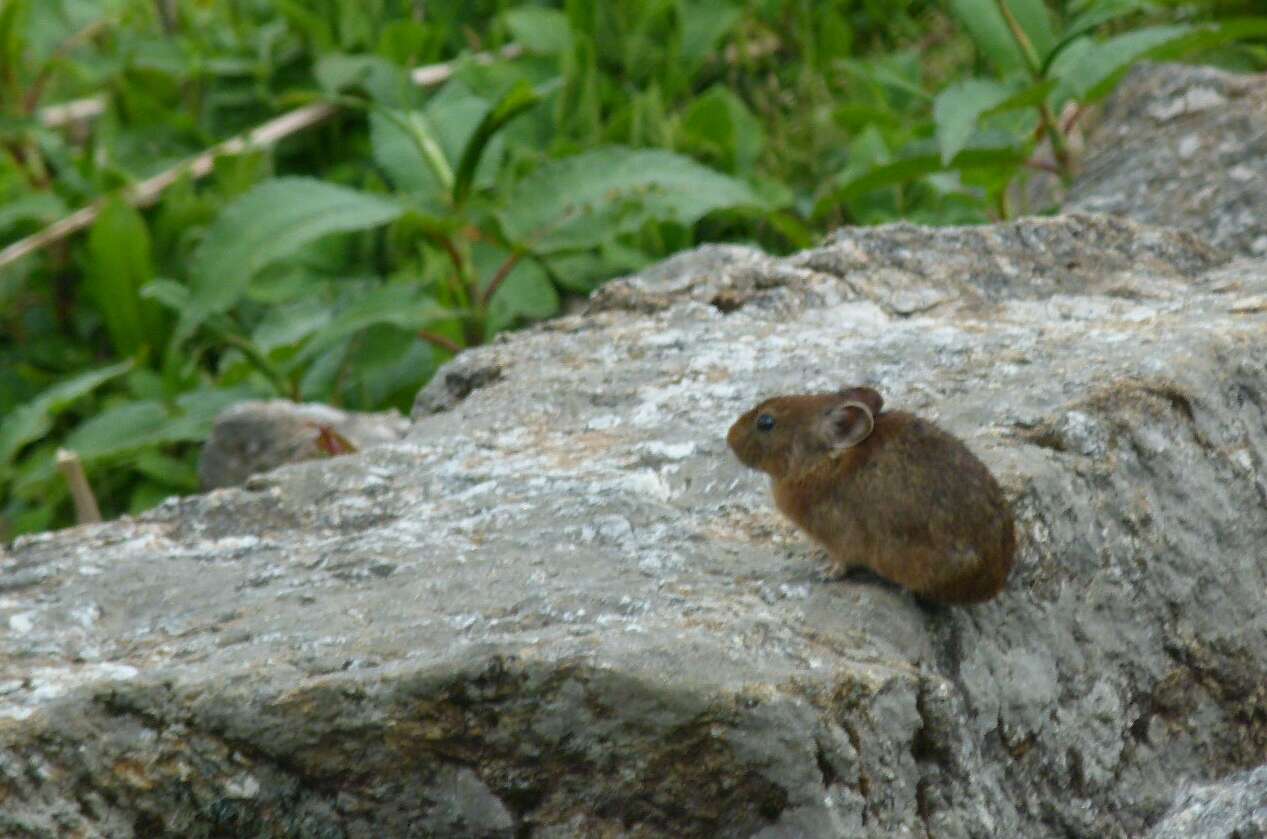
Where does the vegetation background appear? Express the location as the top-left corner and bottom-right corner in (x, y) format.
(1, 0), (1265, 537)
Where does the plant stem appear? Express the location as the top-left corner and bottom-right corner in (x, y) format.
(1024, 158), (1062, 175)
(480, 250), (525, 307)
(434, 235), (470, 302)
(417, 330), (464, 354)
(424, 233), (476, 325)
(373, 106), (454, 193)
(1036, 102), (1073, 178)
(993, 0), (1042, 76)
(993, 0), (1074, 179)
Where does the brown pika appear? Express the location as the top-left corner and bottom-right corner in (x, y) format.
(726, 386), (1015, 604)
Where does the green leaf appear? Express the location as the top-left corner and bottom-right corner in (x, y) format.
(1066, 0), (1152, 30)
(315, 53), (410, 106)
(809, 5), (855, 68)
(372, 81), (526, 199)
(370, 108), (446, 196)
(1042, 0), (1152, 74)
(84, 198), (167, 357)
(814, 145), (1029, 219)
(543, 252), (617, 294)
(503, 7), (573, 55)
(763, 210), (817, 251)
(293, 283), (451, 365)
(840, 54), (931, 102)
(1055, 24), (1192, 100)
(64, 387), (257, 462)
(298, 343), (347, 401)
(132, 450), (200, 492)
(0, 361), (133, 473)
(500, 147), (762, 253)
(564, 0), (597, 39)
(832, 103), (904, 131)
(335, 0), (374, 51)
(1134, 18), (1267, 69)
(275, 0), (335, 50)
(377, 19), (431, 64)
(253, 299), (333, 353)
(677, 85), (765, 174)
(0, 192), (64, 236)
(140, 278), (191, 311)
(339, 325), (436, 409)
(0, 0), (28, 79)
(949, 0), (1056, 74)
(679, 1), (740, 74)
(177, 178), (405, 343)
(990, 78), (1057, 113)
(453, 81), (541, 208)
(933, 79), (1017, 165)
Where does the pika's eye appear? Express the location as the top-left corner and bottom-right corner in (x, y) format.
(756, 413), (775, 432)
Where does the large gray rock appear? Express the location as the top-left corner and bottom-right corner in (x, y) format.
(1065, 62), (1267, 257)
(1147, 765), (1267, 839)
(3, 209), (1266, 836)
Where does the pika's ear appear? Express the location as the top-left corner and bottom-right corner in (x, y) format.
(825, 397), (876, 449)
(839, 386), (883, 417)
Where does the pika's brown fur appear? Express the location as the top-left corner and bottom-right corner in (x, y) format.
(726, 387), (1015, 604)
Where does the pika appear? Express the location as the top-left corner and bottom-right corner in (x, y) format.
(726, 386), (1015, 603)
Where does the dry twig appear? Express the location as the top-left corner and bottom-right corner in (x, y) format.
(0, 45), (523, 271)
(56, 448), (102, 525)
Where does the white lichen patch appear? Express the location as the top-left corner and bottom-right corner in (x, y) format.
(1147, 86), (1227, 121)
(8, 611), (36, 635)
(616, 469), (674, 502)
(637, 441), (697, 461)
(0, 661), (139, 720)
(223, 773), (261, 799)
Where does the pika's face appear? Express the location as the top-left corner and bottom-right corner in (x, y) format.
(727, 388), (883, 479)
(726, 394), (837, 478)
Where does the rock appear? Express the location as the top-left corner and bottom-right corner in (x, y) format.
(3, 207), (1266, 837)
(198, 400), (409, 490)
(1147, 765), (1267, 839)
(411, 354), (505, 418)
(1065, 63), (1267, 257)
(590, 214), (1223, 320)
(586, 243), (775, 314)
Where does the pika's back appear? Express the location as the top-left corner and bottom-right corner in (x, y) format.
(842, 413), (1005, 507)
(838, 412), (1015, 602)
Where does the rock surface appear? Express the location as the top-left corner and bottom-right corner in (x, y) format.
(1146, 765), (1267, 839)
(3, 207), (1266, 836)
(1065, 63), (1267, 257)
(198, 400), (409, 490)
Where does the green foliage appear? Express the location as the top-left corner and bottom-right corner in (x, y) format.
(0, 361), (133, 480)
(1, 0), (1265, 537)
(500, 147), (761, 251)
(931, 3), (1267, 196)
(84, 199), (168, 358)
(179, 178), (405, 341)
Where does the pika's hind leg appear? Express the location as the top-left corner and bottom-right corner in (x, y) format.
(823, 545), (916, 596)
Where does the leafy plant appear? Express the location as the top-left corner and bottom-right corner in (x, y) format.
(815, 0), (1267, 219)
